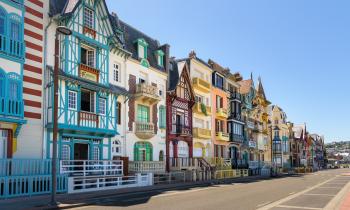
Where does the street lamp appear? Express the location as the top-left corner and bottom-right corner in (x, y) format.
(51, 26), (72, 206)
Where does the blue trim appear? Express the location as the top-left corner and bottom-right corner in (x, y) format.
(0, 0), (24, 10)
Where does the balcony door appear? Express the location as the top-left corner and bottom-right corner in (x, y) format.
(81, 89), (94, 113)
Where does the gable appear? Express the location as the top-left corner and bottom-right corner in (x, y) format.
(175, 64), (195, 102)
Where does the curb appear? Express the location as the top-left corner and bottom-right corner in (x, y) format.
(324, 175), (350, 210)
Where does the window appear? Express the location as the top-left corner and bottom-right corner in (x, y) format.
(7, 81), (18, 101)
(216, 95), (223, 109)
(137, 105), (149, 122)
(274, 130), (279, 138)
(84, 7), (94, 29)
(0, 8), (5, 35)
(0, 70), (5, 97)
(113, 63), (119, 82)
(92, 147), (100, 160)
(116, 102), (121, 125)
(61, 145), (70, 160)
(68, 91), (77, 110)
(157, 54), (163, 66)
(134, 142), (153, 161)
(138, 44), (145, 59)
(112, 140), (121, 154)
(10, 22), (20, 40)
(81, 89), (94, 112)
(159, 84), (164, 97)
(215, 75), (224, 89)
(159, 106), (166, 129)
(99, 98), (106, 115)
(81, 47), (95, 67)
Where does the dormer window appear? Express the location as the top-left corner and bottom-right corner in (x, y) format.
(215, 74), (224, 90)
(84, 7), (94, 29)
(155, 50), (165, 67)
(135, 38), (148, 59)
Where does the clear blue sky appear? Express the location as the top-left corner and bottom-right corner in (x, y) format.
(106, 0), (350, 143)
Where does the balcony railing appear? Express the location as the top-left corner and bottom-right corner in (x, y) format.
(79, 63), (100, 83)
(248, 140), (257, 149)
(192, 77), (211, 93)
(193, 102), (212, 116)
(135, 121), (155, 139)
(171, 124), (191, 136)
(193, 127), (211, 139)
(230, 92), (241, 101)
(169, 158), (200, 170)
(216, 107), (228, 119)
(216, 131), (229, 141)
(230, 134), (244, 144)
(0, 34), (24, 58)
(248, 161), (259, 169)
(128, 161), (165, 173)
(135, 83), (161, 104)
(78, 111), (99, 128)
(0, 97), (23, 118)
(229, 112), (242, 121)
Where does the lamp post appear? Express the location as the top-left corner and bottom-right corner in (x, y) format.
(51, 26), (72, 206)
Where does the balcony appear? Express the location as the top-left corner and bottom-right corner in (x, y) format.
(230, 92), (241, 101)
(135, 121), (155, 139)
(135, 83), (161, 105)
(229, 112), (243, 121)
(230, 134), (244, 144)
(216, 131), (229, 142)
(193, 127), (211, 139)
(0, 34), (24, 59)
(192, 77), (211, 93)
(172, 124), (191, 136)
(193, 102), (212, 116)
(0, 97), (23, 118)
(248, 140), (257, 149)
(216, 108), (228, 119)
(129, 161), (166, 173)
(79, 63), (100, 83)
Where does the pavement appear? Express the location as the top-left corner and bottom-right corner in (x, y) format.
(1, 169), (350, 210)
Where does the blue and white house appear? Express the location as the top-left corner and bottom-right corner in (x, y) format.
(45, 0), (128, 161)
(0, 0), (26, 159)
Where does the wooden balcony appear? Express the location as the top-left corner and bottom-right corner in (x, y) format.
(135, 121), (155, 139)
(193, 127), (211, 139)
(192, 77), (211, 93)
(78, 111), (99, 128)
(83, 26), (97, 38)
(193, 102), (212, 116)
(128, 161), (166, 173)
(216, 131), (229, 142)
(135, 83), (161, 105)
(216, 108), (228, 119)
(79, 63), (99, 83)
(171, 124), (192, 136)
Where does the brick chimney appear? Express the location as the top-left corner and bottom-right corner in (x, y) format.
(189, 50), (196, 59)
(160, 44), (170, 73)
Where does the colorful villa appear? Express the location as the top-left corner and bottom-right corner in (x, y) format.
(0, 0), (325, 198)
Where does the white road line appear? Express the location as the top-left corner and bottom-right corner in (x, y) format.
(318, 187), (342, 189)
(276, 204), (322, 210)
(289, 191), (296, 195)
(256, 201), (272, 208)
(304, 193), (335, 196)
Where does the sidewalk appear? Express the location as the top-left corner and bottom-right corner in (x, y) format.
(0, 175), (270, 210)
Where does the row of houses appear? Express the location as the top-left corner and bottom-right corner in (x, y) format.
(0, 0), (326, 196)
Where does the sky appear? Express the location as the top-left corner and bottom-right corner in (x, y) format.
(106, 0), (350, 143)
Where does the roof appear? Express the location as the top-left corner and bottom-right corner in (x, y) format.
(238, 79), (253, 94)
(256, 77), (267, 99)
(120, 20), (168, 72)
(168, 59), (180, 91)
(208, 59), (230, 76)
(293, 124), (306, 140)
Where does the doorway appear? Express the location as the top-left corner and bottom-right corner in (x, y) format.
(74, 143), (89, 160)
(0, 129), (8, 158)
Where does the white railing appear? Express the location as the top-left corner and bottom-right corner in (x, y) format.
(129, 161), (166, 173)
(169, 158), (200, 170)
(60, 160), (123, 177)
(249, 161), (259, 169)
(68, 173), (153, 194)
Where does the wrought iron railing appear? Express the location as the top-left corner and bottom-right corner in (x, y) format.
(0, 96), (23, 118)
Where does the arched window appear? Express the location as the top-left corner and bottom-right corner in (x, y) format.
(9, 14), (21, 41)
(134, 142), (153, 161)
(7, 73), (20, 100)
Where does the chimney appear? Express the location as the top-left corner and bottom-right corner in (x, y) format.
(160, 44), (170, 73)
(111, 12), (117, 18)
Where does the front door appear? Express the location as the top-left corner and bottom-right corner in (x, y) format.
(0, 130), (8, 158)
(74, 143), (89, 160)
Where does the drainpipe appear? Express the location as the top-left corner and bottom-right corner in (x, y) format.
(42, 17), (53, 158)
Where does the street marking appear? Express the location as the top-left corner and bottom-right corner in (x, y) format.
(304, 193), (335, 196)
(256, 201), (272, 208)
(289, 191), (296, 195)
(318, 186), (342, 189)
(276, 205), (322, 209)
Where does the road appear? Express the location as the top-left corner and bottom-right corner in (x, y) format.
(67, 169), (350, 210)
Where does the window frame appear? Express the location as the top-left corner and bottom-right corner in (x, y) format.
(68, 90), (77, 110)
(84, 7), (94, 29)
(113, 63), (120, 82)
(99, 97), (106, 116)
(137, 105), (150, 123)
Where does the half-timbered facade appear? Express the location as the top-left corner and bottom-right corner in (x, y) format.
(45, 0), (126, 160)
(166, 60), (195, 171)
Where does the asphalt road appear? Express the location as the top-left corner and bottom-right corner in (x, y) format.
(68, 169), (350, 210)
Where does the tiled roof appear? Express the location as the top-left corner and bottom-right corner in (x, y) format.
(208, 59), (230, 76)
(168, 59), (180, 91)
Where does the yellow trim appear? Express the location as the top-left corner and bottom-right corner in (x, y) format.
(192, 77), (211, 93)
